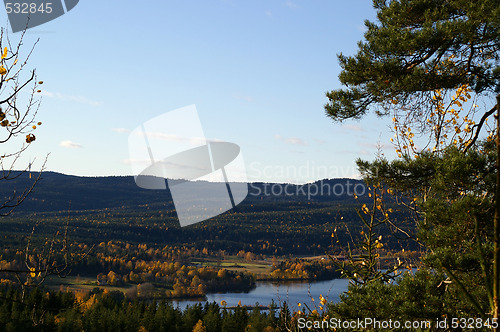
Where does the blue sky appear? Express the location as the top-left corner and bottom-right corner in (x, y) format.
(0, 1), (398, 183)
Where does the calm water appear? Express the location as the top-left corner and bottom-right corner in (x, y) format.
(173, 279), (350, 312)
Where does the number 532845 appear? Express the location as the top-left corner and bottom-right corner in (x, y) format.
(5, 3), (53, 14)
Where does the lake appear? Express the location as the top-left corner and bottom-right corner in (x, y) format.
(173, 278), (351, 312)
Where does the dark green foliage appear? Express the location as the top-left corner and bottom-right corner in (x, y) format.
(1, 174), (385, 257)
(221, 306), (248, 332)
(353, 142), (495, 316)
(329, 269), (483, 321)
(0, 286), (289, 332)
(202, 302), (223, 332)
(325, 0), (500, 121)
(247, 304), (271, 332)
(278, 301), (291, 332)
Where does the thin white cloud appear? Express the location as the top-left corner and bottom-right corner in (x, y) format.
(41, 90), (102, 107)
(207, 138), (224, 143)
(112, 128), (131, 134)
(60, 140), (83, 149)
(122, 158), (148, 165)
(275, 134), (307, 146)
(286, 137), (307, 145)
(285, 1), (299, 9)
(342, 124), (363, 132)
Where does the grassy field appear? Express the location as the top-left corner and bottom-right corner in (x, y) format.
(191, 256), (273, 276)
(43, 275), (135, 294)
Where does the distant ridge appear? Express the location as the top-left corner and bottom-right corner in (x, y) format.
(1, 171), (366, 214)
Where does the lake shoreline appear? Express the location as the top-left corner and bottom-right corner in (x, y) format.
(171, 278), (351, 311)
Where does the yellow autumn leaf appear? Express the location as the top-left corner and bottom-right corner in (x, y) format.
(25, 133), (36, 143)
(1, 47), (7, 59)
(0, 67), (6, 75)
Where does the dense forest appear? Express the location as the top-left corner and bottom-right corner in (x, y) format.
(1, 172), (416, 256)
(0, 286), (281, 332)
(0, 172), (415, 302)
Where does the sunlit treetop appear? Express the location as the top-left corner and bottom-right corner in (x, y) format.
(325, 0), (500, 121)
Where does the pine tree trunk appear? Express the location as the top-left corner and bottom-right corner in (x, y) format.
(494, 94), (500, 330)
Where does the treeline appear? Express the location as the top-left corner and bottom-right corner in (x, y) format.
(267, 258), (340, 281)
(3, 173), (368, 213)
(0, 286), (290, 332)
(1, 198), (414, 261)
(0, 242), (256, 299)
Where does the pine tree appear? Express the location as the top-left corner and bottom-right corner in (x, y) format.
(325, 0), (500, 322)
(278, 302), (291, 332)
(325, 0), (499, 122)
(202, 302), (222, 332)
